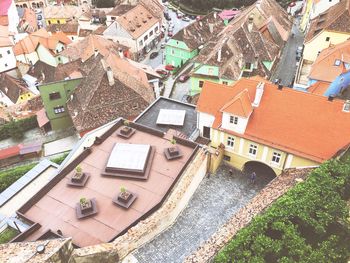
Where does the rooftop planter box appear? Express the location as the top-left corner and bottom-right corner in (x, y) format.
(117, 126), (135, 139)
(164, 145), (183, 160)
(113, 186), (137, 209)
(76, 198), (98, 219)
(67, 166), (90, 187)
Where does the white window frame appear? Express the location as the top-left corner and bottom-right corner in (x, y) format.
(248, 144), (258, 157)
(230, 116), (238, 125)
(271, 152), (282, 165)
(227, 136), (235, 148)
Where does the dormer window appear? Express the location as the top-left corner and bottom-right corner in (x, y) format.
(230, 116), (238, 125)
(334, 59), (341, 66)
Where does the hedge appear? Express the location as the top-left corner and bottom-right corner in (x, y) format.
(0, 116), (38, 140)
(215, 158), (350, 263)
(0, 152), (69, 194)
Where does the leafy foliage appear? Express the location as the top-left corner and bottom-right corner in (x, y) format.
(0, 152), (69, 194)
(214, 158), (350, 263)
(0, 227), (19, 244)
(0, 116), (38, 141)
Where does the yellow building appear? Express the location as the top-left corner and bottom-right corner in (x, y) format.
(196, 79), (350, 177)
(43, 5), (84, 26)
(303, 0), (350, 62)
(0, 73), (34, 106)
(300, 0), (313, 32)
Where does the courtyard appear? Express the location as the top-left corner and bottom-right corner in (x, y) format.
(133, 164), (272, 262)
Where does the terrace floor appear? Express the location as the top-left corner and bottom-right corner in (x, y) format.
(132, 165), (271, 262)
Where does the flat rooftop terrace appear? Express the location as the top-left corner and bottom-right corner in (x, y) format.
(17, 120), (197, 247)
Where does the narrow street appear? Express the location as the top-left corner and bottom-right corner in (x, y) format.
(271, 16), (305, 87)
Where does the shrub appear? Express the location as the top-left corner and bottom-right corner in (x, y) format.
(0, 116), (38, 141)
(214, 158), (350, 263)
(0, 163), (37, 193)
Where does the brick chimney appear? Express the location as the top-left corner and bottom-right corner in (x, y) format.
(247, 15), (254, 33)
(106, 67), (115, 86)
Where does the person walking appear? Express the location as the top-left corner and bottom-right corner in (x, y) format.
(250, 172), (256, 184)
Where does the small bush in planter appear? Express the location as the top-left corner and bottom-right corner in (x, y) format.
(72, 165), (84, 182)
(118, 186), (132, 202)
(79, 197), (92, 212)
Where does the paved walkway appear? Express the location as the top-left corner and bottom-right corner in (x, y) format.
(132, 165), (271, 263)
(44, 135), (79, 156)
(271, 16), (304, 87)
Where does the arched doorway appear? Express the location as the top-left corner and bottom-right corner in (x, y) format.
(242, 161), (277, 184)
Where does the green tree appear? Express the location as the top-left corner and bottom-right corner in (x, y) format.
(8, 120), (24, 140)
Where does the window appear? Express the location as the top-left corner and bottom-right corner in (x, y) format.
(245, 62), (252, 70)
(334, 59), (341, 66)
(49, 92), (61, 100)
(326, 37), (330, 41)
(139, 40), (143, 46)
(199, 80), (204, 88)
(223, 81), (228, 85)
(58, 57), (61, 61)
(155, 26), (159, 32)
(7, 50), (10, 54)
(111, 16), (116, 21)
(144, 35), (148, 41)
(57, 20), (60, 24)
(227, 136), (235, 147)
(230, 116), (238, 125)
(4, 63), (7, 67)
(54, 106), (65, 114)
(248, 144), (258, 156)
(0, 54), (2, 58)
(272, 152), (282, 164)
(223, 155), (231, 161)
(48, 20), (51, 25)
(149, 30), (153, 37)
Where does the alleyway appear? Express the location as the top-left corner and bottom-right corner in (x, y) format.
(132, 165), (271, 263)
(271, 16), (305, 87)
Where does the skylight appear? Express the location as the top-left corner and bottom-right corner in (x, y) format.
(156, 109), (186, 126)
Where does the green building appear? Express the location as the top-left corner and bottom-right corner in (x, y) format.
(164, 12), (225, 68)
(38, 78), (82, 130)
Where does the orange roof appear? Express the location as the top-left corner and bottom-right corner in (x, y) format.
(220, 89), (253, 118)
(309, 39), (350, 82)
(14, 28), (71, 55)
(117, 4), (158, 39)
(197, 79), (350, 162)
(308, 81), (329, 95)
(0, 16), (8, 26)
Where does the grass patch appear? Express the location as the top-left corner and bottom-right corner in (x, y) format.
(0, 152), (69, 194)
(0, 227), (19, 244)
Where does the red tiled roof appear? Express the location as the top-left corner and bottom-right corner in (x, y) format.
(36, 108), (49, 127)
(197, 78), (350, 162)
(220, 89), (253, 118)
(308, 81), (330, 95)
(0, 145), (20, 159)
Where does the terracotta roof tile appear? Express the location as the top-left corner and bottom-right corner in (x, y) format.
(197, 78), (350, 162)
(309, 39), (350, 82)
(305, 0), (350, 43)
(117, 5), (159, 39)
(107, 4), (134, 16)
(220, 89), (253, 118)
(308, 81), (330, 95)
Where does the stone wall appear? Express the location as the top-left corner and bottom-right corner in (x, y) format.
(184, 167), (314, 263)
(69, 148), (208, 263)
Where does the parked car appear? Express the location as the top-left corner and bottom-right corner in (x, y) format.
(37, 15), (43, 20)
(177, 12), (183, 19)
(296, 46), (303, 59)
(289, 1), (296, 7)
(196, 16), (202, 21)
(182, 16), (190, 22)
(189, 15), (196, 19)
(161, 43), (166, 48)
(156, 69), (169, 78)
(168, 31), (173, 37)
(150, 52), (158, 59)
(165, 64), (175, 71)
(165, 13), (171, 21)
(178, 74), (189, 82)
(161, 32), (165, 38)
(165, 36), (170, 42)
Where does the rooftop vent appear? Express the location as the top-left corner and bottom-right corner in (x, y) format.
(252, 82), (265, 108)
(147, 14), (152, 19)
(278, 84), (283, 90)
(343, 100), (350, 112)
(136, 23), (141, 27)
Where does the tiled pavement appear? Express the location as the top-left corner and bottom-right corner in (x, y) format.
(133, 165), (271, 263)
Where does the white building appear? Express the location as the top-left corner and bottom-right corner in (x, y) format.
(309, 0), (340, 20)
(0, 26), (16, 73)
(103, 4), (160, 60)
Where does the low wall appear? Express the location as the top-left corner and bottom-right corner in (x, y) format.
(69, 149), (208, 263)
(184, 167), (314, 262)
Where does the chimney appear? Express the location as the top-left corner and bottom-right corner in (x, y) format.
(208, 23), (213, 33)
(248, 15), (254, 33)
(106, 67), (114, 86)
(118, 48), (124, 59)
(278, 84), (283, 90)
(252, 82), (264, 107)
(328, 95), (335, 101)
(94, 48), (98, 57)
(217, 48), (222, 62)
(199, 21), (203, 27)
(214, 12), (217, 19)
